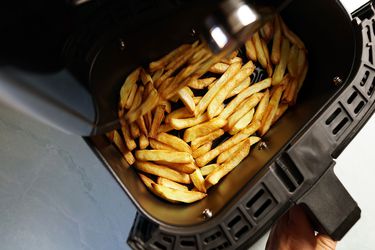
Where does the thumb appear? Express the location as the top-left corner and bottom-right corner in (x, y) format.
(315, 234), (337, 250)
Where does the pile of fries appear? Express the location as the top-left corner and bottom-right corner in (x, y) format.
(107, 16), (308, 203)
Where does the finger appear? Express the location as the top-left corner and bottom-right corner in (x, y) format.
(266, 211), (290, 250)
(315, 234), (337, 250)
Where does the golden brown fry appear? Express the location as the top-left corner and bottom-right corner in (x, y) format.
(193, 96), (202, 105)
(136, 161), (191, 184)
(149, 105), (165, 138)
(206, 138), (250, 186)
(272, 38), (290, 85)
(287, 44), (299, 77)
(261, 38), (273, 76)
(229, 108), (255, 135)
(296, 49), (307, 76)
(183, 118), (227, 142)
(139, 173), (155, 190)
(196, 120), (260, 167)
(145, 112), (153, 130)
(293, 63), (308, 104)
(155, 161), (198, 174)
(130, 122), (140, 138)
(157, 177), (188, 191)
(165, 107), (193, 124)
(136, 116), (148, 136)
(209, 62), (229, 74)
(127, 82), (159, 122)
(170, 113), (209, 130)
(178, 87), (195, 113)
(190, 169), (206, 193)
(157, 123), (174, 134)
(151, 183), (206, 203)
(272, 103), (289, 125)
(259, 85), (284, 136)
(192, 142), (212, 159)
(226, 93), (263, 130)
(129, 85), (144, 112)
(119, 68), (140, 109)
(191, 129), (224, 151)
(226, 77), (251, 99)
(149, 44), (190, 72)
(200, 164), (218, 176)
(158, 99), (171, 113)
(219, 78), (272, 120)
(140, 68), (153, 85)
(284, 77), (297, 104)
(208, 61), (255, 119)
(152, 68), (164, 84)
(149, 138), (176, 151)
(217, 136), (260, 164)
(135, 150), (194, 163)
(253, 32), (268, 70)
(121, 123), (137, 151)
(221, 50), (239, 64)
(245, 38), (257, 61)
(125, 83), (138, 109)
(139, 133), (149, 149)
(228, 57), (242, 64)
(254, 89), (270, 122)
(107, 130), (135, 165)
(188, 77), (216, 89)
(280, 17), (305, 49)
(271, 16), (282, 65)
(156, 133), (192, 154)
(261, 20), (274, 42)
(195, 62), (241, 116)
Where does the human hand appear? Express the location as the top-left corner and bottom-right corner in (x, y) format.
(265, 205), (337, 250)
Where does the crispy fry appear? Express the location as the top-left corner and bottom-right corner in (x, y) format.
(155, 161), (198, 174)
(119, 68), (140, 110)
(193, 96), (202, 105)
(135, 150), (194, 163)
(130, 122), (140, 138)
(280, 17), (305, 49)
(149, 105), (165, 138)
(140, 68), (153, 85)
(229, 108), (255, 135)
(272, 103), (289, 125)
(253, 32), (268, 70)
(296, 49), (307, 76)
(151, 183), (206, 203)
(139, 173), (155, 190)
(139, 133), (149, 149)
(121, 123), (137, 151)
(284, 77), (297, 104)
(107, 131), (135, 165)
(145, 112), (153, 129)
(158, 99), (171, 113)
(196, 120), (260, 167)
(136, 161), (191, 184)
(293, 63), (308, 104)
(136, 116), (148, 136)
(245, 38), (257, 61)
(152, 68), (164, 84)
(287, 44), (299, 77)
(149, 44), (190, 72)
(219, 78), (272, 120)
(125, 83), (138, 109)
(200, 164), (218, 176)
(190, 169), (206, 193)
(254, 89), (270, 122)
(157, 177), (188, 191)
(129, 85), (144, 112)
(206, 138), (250, 186)
(192, 142), (212, 159)
(170, 113), (209, 130)
(156, 132), (192, 153)
(127, 82), (159, 122)
(221, 50), (239, 64)
(261, 20), (274, 42)
(209, 62), (229, 74)
(217, 136), (260, 164)
(195, 62), (242, 116)
(226, 77), (251, 99)
(178, 87), (195, 113)
(259, 85), (284, 136)
(157, 123), (174, 134)
(271, 16), (282, 65)
(208, 61), (255, 119)
(188, 77), (216, 89)
(183, 118), (227, 142)
(272, 38), (290, 85)
(149, 138), (176, 151)
(261, 38), (273, 76)
(226, 93), (263, 130)
(191, 129), (224, 151)
(165, 107), (193, 123)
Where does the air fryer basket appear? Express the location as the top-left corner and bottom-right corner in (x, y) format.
(86, 0), (375, 249)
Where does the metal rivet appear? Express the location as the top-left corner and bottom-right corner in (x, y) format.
(119, 39), (126, 51)
(202, 208), (213, 219)
(333, 76), (343, 86)
(258, 141), (268, 150)
(191, 29), (197, 37)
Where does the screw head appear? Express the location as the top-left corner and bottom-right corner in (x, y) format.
(119, 39), (126, 51)
(202, 208), (213, 219)
(258, 141), (268, 150)
(333, 76), (343, 86)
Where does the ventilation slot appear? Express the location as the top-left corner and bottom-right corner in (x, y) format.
(208, 242), (230, 250)
(373, 20), (375, 37)
(360, 71), (370, 86)
(347, 91), (358, 104)
(234, 225), (250, 239)
(368, 44), (374, 65)
(225, 210), (252, 241)
(333, 117), (349, 135)
(367, 25), (372, 41)
(354, 101), (365, 114)
(368, 77), (375, 96)
(203, 231), (222, 244)
(151, 234), (175, 250)
(326, 108), (341, 125)
(180, 240), (195, 247)
(201, 228), (230, 250)
(228, 215), (241, 228)
(245, 186), (276, 220)
(274, 156), (303, 192)
(153, 242), (167, 250)
(178, 236), (197, 249)
(246, 189), (264, 208)
(254, 199), (272, 218)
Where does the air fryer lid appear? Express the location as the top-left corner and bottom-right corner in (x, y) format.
(89, 0), (356, 227)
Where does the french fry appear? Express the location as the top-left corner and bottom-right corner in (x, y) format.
(293, 63), (308, 104)
(190, 169), (206, 193)
(106, 131), (135, 165)
(156, 133), (192, 154)
(145, 112), (153, 130)
(140, 68), (153, 85)
(206, 138), (251, 186)
(170, 113), (209, 130)
(139, 173), (155, 190)
(209, 62), (229, 74)
(157, 177), (188, 191)
(259, 85), (284, 136)
(200, 164), (218, 176)
(229, 108), (255, 135)
(228, 57), (242, 64)
(245, 38), (257, 61)
(254, 89), (270, 122)
(192, 142), (212, 159)
(152, 68), (164, 84)
(253, 32), (268, 70)
(149, 44), (190, 72)
(157, 123), (174, 134)
(221, 50), (239, 64)
(226, 77), (250, 99)
(127, 82), (159, 122)
(158, 99), (171, 113)
(226, 93), (263, 130)
(284, 77), (297, 104)
(208, 61), (255, 119)
(129, 85), (144, 112)
(149, 105), (165, 138)
(119, 68), (140, 110)
(219, 78), (272, 120)
(149, 138), (176, 151)
(135, 150), (194, 163)
(183, 118), (227, 142)
(136, 161), (191, 184)
(121, 123), (137, 151)
(280, 17), (305, 49)
(196, 120), (260, 167)
(139, 133), (149, 149)
(165, 107), (193, 123)
(272, 37), (290, 85)
(195, 62), (242, 116)
(125, 83), (138, 109)
(271, 16), (282, 65)
(191, 129), (224, 151)
(155, 161), (198, 174)
(296, 49), (307, 76)
(188, 77), (216, 89)
(193, 96), (202, 105)
(287, 44), (299, 77)
(130, 122), (140, 138)
(261, 20), (274, 42)
(178, 87), (195, 113)
(136, 116), (148, 136)
(217, 136), (260, 164)
(272, 103), (289, 125)
(261, 38), (273, 76)
(151, 183), (206, 203)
